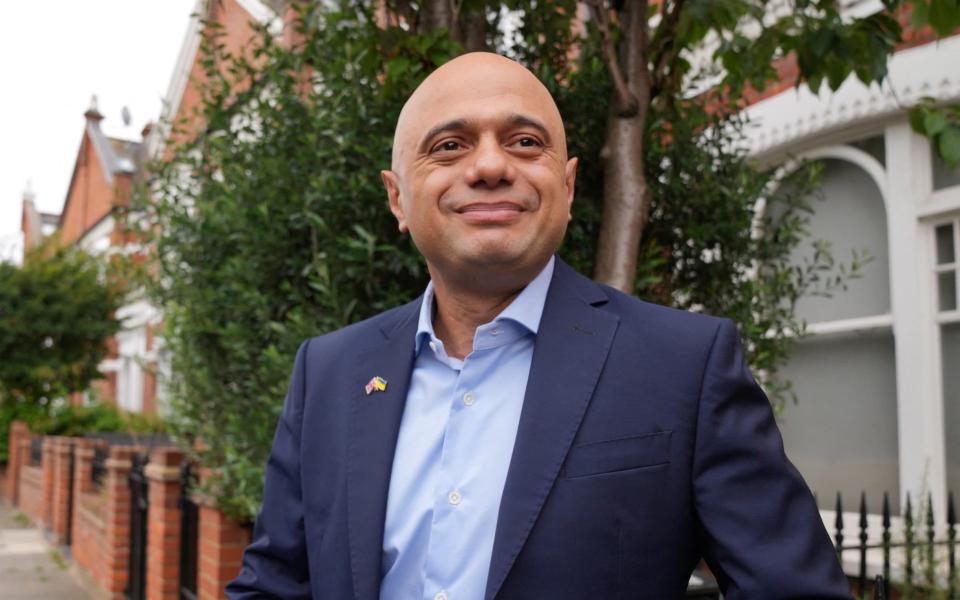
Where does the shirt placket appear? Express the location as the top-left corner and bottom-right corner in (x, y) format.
(420, 349), (481, 600)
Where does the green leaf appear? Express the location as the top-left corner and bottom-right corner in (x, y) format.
(937, 125), (960, 168)
(911, 0), (931, 30)
(924, 109), (949, 136)
(908, 107), (927, 134)
(929, 0), (960, 36)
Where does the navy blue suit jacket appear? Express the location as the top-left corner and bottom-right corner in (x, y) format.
(227, 258), (851, 599)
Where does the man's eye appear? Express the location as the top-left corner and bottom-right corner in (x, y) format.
(433, 140), (462, 153)
(516, 137), (541, 148)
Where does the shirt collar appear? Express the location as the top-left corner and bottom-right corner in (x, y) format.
(415, 255), (555, 355)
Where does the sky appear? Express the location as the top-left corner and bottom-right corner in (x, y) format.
(0, 1), (198, 263)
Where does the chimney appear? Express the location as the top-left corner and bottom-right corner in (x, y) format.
(21, 182), (42, 251)
(84, 94), (104, 123)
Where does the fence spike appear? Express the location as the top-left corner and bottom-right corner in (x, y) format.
(948, 491), (956, 600)
(882, 493), (891, 600)
(859, 492), (868, 600)
(905, 492), (915, 590)
(950, 491), (957, 528)
(835, 492), (845, 553)
(928, 492), (937, 589)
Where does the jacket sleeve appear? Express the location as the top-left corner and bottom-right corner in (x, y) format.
(226, 339), (312, 599)
(692, 319), (853, 599)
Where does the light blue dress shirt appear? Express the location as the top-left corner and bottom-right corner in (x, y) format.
(380, 256), (555, 600)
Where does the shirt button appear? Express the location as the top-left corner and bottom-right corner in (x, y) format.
(490, 327), (500, 336)
(463, 391), (475, 406)
(428, 341), (438, 353)
(448, 490), (462, 506)
(434, 592), (448, 600)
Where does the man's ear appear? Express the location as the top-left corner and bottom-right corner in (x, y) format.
(381, 170), (408, 233)
(564, 157), (578, 220)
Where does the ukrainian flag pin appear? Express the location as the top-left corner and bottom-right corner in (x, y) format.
(365, 376), (388, 395)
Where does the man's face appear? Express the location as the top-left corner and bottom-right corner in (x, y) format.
(382, 53), (577, 281)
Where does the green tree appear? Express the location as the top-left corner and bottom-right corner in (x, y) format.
(134, 0), (951, 520)
(0, 240), (123, 460)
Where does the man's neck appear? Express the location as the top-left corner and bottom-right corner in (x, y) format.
(429, 269), (538, 360)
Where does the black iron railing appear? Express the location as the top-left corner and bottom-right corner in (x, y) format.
(125, 453), (149, 600)
(29, 437), (42, 466)
(179, 462), (199, 600)
(833, 491), (958, 599)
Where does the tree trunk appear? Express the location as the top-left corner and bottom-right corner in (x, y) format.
(592, 1), (652, 293)
(421, 0), (455, 33)
(462, 8), (487, 52)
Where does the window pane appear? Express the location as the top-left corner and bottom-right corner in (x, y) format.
(940, 271), (958, 312)
(778, 332), (900, 513)
(937, 224), (956, 265)
(933, 146), (960, 191)
(790, 159), (891, 323)
(944, 323), (960, 496)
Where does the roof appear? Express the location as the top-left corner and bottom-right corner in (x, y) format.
(58, 106), (144, 230)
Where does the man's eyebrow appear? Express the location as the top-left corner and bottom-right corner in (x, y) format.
(417, 114), (553, 153)
(419, 119), (470, 153)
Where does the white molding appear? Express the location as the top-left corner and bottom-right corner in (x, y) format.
(938, 310), (960, 324)
(77, 215), (114, 255)
(148, 0), (203, 161)
(806, 314), (893, 336)
(918, 187), (960, 219)
(744, 35), (960, 159)
(116, 299), (160, 330)
(236, 0), (284, 33)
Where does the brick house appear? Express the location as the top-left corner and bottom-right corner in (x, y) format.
(19, 0), (286, 416)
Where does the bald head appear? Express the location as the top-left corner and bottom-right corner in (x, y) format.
(391, 52), (567, 171)
(380, 51), (578, 293)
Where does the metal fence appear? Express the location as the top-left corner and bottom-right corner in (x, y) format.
(179, 463), (199, 600)
(29, 437), (42, 466)
(125, 453), (149, 600)
(833, 491), (958, 599)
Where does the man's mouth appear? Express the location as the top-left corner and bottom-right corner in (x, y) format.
(455, 202), (526, 224)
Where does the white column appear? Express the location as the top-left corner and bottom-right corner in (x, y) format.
(884, 119), (947, 522)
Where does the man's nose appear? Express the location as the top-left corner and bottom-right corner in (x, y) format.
(466, 138), (514, 187)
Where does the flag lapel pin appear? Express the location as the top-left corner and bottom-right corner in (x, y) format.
(365, 375), (388, 395)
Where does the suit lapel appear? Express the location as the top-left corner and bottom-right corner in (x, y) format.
(484, 260), (620, 600)
(346, 300), (421, 600)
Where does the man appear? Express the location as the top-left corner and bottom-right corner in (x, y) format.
(227, 52), (851, 599)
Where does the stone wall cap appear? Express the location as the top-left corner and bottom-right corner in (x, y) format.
(104, 457), (133, 470)
(144, 463), (182, 482)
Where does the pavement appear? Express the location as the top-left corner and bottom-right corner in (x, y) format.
(0, 501), (92, 599)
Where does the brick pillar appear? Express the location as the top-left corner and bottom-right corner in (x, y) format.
(145, 448), (184, 600)
(6, 421), (28, 504)
(71, 439), (94, 546)
(104, 446), (136, 599)
(40, 437), (55, 528)
(50, 437), (76, 545)
(197, 470), (250, 600)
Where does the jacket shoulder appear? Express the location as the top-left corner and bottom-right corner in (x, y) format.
(301, 297), (421, 354)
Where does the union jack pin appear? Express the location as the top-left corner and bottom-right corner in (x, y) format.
(365, 376), (388, 395)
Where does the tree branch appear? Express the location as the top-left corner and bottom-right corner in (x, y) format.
(650, 0), (686, 98)
(587, 0), (638, 117)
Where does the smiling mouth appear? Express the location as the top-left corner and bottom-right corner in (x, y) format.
(456, 202), (525, 213)
(455, 202), (526, 224)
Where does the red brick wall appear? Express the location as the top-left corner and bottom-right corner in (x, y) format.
(18, 464), (43, 523)
(72, 440), (112, 595)
(198, 504), (250, 600)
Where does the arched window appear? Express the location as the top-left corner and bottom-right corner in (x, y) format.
(776, 153), (900, 513)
